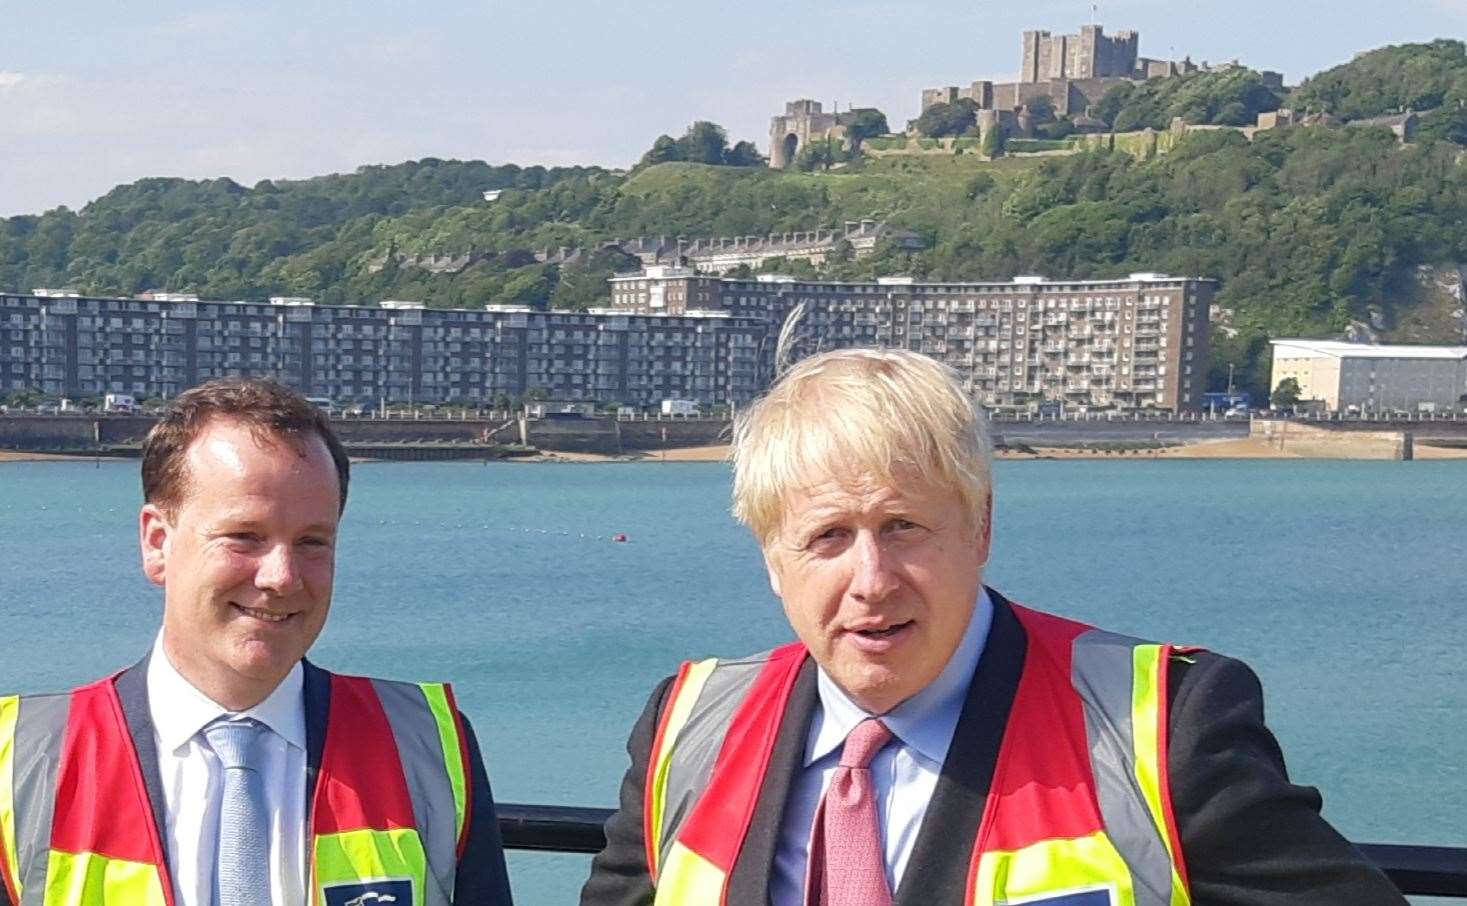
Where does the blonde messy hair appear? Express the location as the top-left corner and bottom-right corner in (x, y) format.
(731, 348), (992, 547)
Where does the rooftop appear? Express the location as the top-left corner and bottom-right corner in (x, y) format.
(1271, 339), (1467, 361)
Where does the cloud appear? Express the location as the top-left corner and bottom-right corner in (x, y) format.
(0, 71), (26, 91)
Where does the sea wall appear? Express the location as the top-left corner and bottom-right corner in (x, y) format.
(1251, 420), (1414, 460)
(497, 417), (730, 454)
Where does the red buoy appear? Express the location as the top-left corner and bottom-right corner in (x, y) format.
(611, 533), (628, 542)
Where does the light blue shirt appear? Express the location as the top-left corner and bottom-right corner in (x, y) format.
(770, 588), (994, 905)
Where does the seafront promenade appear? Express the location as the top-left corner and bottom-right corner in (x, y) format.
(5, 411), (1467, 461)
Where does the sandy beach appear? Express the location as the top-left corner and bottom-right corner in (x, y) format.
(0, 450), (89, 462)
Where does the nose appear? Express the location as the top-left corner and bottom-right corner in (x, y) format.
(847, 531), (899, 604)
(255, 543), (303, 596)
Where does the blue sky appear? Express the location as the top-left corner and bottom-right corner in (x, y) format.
(3, 0), (1466, 216)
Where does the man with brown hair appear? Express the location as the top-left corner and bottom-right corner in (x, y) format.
(0, 378), (513, 906)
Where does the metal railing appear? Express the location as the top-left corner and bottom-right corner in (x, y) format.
(495, 803), (1467, 898)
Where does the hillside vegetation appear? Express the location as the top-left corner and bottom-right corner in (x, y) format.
(4, 40), (1467, 398)
(1292, 39), (1467, 119)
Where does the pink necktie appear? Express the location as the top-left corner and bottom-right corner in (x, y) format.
(805, 718), (895, 906)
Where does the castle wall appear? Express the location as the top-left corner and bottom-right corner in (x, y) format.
(769, 100), (843, 168)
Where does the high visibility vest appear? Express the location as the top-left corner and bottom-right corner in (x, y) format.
(643, 603), (1194, 906)
(0, 670), (472, 906)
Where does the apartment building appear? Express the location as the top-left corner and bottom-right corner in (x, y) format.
(3, 269), (1212, 412)
(609, 270), (1215, 411)
(0, 292), (766, 408)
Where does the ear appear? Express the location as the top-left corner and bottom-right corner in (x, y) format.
(975, 492), (993, 567)
(139, 503), (171, 588)
(762, 545), (783, 599)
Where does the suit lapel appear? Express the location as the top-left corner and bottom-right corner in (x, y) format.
(114, 654), (173, 884)
(893, 591), (1028, 906)
(726, 656), (818, 906)
(302, 659), (332, 812)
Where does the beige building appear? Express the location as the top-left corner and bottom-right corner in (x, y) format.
(600, 221), (924, 276)
(1270, 340), (1467, 413)
(610, 270), (1215, 412)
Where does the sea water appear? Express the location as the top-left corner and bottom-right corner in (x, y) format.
(2, 459), (1464, 904)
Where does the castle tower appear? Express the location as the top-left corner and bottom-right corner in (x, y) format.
(1021, 30), (1046, 83)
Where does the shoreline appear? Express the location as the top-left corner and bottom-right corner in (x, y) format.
(506, 436), (1467, 462)
(8, 437), (1467, 465)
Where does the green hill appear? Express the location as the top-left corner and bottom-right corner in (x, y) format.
(1292, 39), (1467, 119)
(5, 41), (1467, 398)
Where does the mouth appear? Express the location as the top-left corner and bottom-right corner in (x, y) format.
(845, 619), (914, 651)
(231, 603), (298, 625)
(855, 621), (912, 639)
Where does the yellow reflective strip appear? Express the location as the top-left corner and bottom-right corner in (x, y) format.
(0, 696), (18, 901)
(1131, 645), (1191, 906)
(419, 683), (468, 846)
(647, 658), (718, 877)
(313, 828), (428, 906)
(652, 840), (727, 906)
(972, 831), (1134, 906)
(43, 850), (168, 906)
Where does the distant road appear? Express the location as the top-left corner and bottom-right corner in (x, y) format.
(991, 419), (1251, 445)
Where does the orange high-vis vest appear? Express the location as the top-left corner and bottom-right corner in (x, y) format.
(0, 671), (472, 906)
(643, 604), (1194, 906)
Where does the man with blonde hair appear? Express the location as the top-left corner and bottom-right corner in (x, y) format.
(582, 348), (1402, 905)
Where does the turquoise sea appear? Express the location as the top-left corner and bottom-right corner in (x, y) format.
(2, 459), (1465, 904)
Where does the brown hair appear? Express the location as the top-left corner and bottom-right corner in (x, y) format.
(141, 379), (351, 515)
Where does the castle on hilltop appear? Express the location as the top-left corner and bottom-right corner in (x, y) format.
(769, 24), (1283, 169)
(768, 100), (863, 169)
(921, 24), (1283, 119)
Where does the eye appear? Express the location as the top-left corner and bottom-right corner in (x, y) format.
(298, 536), (334, 550)
(804, 526), (849, 551)
(887, 518), (920, 533)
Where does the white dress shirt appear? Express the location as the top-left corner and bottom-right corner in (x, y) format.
(770, 589), (994, 905)
(146, 634), (308, 906)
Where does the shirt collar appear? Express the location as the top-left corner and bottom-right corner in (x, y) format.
(146, 632), (307, 755)
(806, 587), (993, 768)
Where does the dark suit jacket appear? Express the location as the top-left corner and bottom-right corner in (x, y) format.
(0, 657), (512, 906)
(581, 592), (1405, 905)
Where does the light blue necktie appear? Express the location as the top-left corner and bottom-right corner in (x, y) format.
(204, 718), (271, 906)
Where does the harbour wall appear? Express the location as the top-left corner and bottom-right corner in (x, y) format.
(0, 414), (729, 456)
(1251, 420), (1417, 460)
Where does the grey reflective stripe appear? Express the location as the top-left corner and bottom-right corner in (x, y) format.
(372, 679), (458, 906)
(656, 652), (772, 871)
(12, 693), (70, 906)
(1071, 629), (1174, 906)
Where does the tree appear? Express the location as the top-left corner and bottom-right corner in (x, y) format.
(676, 121), (729, 166)
(1417, 105), (1467, 146)
(844, 108), (890, 145)
(725, 140), (765, 167)
(1095, 69), (1285, 131)
(1292, 39), (1467, 119)
(980, 125), (1004, 158)
(1025, 95), (1055, 122)
(914, 99), (979, 138)
(1271, 377), (1302, 409)
(794, 139), (847, 172)
(639, 135), (680, 168)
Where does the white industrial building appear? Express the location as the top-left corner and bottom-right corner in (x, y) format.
(1270, 340), (1467, 413)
